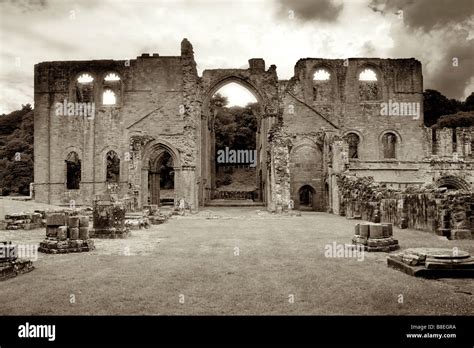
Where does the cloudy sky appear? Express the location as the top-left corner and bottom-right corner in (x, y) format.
(0, 0), (472, 113)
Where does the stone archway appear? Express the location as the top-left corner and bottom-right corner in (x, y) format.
(201, 76), (269, 205)
(436, 175), (470, 191)
(199, 60), (279, 208)
(289, 142), (324, 211)
(298, 185), (316, 211)
(148, 151), (174, 206)
(141, 140), (181, 208)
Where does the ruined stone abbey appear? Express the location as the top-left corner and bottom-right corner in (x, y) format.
(33, 39), (473, 212)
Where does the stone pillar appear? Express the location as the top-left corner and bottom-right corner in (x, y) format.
(90, 197), (130, 239)
(179, 166), (198, 211)
(141, 168), (148, 207)
(331, 174), (340, 215)
(268, 131), (291, 213)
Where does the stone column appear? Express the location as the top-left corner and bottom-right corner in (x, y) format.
(141, 168), (148, 207)
(179, 166), (198, 211)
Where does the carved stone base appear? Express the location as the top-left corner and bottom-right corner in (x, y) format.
(449, 229), (472, 240)
(0, 259), (34, 281)
(38, 238), (95, 253)
(387, 248), (474, 278)
(352, 222), (399, 252)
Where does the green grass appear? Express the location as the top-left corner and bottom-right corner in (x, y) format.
(0, 207), (472, 315)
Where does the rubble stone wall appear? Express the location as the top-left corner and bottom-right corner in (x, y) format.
(34, 38), (469, 213)
(337, 174), (473, 236)
(34, 40), (199, 208)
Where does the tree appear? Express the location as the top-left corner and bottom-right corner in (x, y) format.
(461, 92), (474, 112)
(423, 89), (460, 127)
(0, 107), (34, 195)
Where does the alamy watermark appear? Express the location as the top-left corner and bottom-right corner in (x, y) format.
(0, 243), (38, 261)
(380, 100), (420, 120)
(324, 242), (365, 262)
(18, 322), (55, 341)
(55, 98), (95, 119)
(216, 147), (257, 167)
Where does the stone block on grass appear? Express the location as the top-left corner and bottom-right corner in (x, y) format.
(69, 227), (79, 240)
(46, 213), (66, 226)
(359, 224), (369, 237)
(57, 226), (68, 241)
(369, 224), (384, 239)
(67, 216), (80, 228)
(79, 227), (89, 240)
(46, 226), (58, 238)
(78, 216), (89, 227)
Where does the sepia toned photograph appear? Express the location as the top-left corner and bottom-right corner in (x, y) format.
(0, 0), (473, 345)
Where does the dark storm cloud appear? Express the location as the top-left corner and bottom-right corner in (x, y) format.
(369, 0), (473, 31)
(429, 37), (474, 100)
(277, 0), (343, 22)
(2, 0), (48, 12)
(369, 0), (474, 100)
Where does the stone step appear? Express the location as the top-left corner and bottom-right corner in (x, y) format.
(206, 199), (265, 207)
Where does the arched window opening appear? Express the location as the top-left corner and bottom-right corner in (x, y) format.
(359, 68), (379, 101)
(359, 69), (377, 81)
(103, 72), (121, 106)
(103, 89), (117, 105)
(382, 132), (397, 159)
(104, 73), (120, 81)
(66, 152), (81, 190)
(313, 69), (331, 81)
(106, 151), (120, 183)
(77, 73), (94, 83)
(344, 133), (360, 159)
(313, 68), (333, 102)
(76, 73), (94, 103)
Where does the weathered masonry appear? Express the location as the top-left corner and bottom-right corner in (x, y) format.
(34, 39), (473, 211)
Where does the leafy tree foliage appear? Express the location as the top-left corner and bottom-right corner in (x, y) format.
(0, 105), (34, 195)
(210, 93), (258, 151)
(424, 90), (472, 126)
(432, 111), (474, 129)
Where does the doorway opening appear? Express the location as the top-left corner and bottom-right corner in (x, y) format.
(148, 151), (174, 206)
(299, 185), (315, 211)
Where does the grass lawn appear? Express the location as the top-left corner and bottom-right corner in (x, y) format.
(0, 207), (473, 315)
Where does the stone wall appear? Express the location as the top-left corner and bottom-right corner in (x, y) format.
(34, 38), (469, 213)
(337, 174), (473, 238)
(34, 39), (200, 208)
(278, 57), (428, 211)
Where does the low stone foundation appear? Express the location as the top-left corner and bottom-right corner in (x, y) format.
(0, 242), (34, 280)
(0, 258), (34, 280)
(0, 212), (44, 230)
(148, 214), (169, 225)
(38, 238), (95, 254)
(352, 222), (399, 252)
(387, 248), (474, 278)
(90, 228), (131, 239)
(38, 213), (95, 253)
